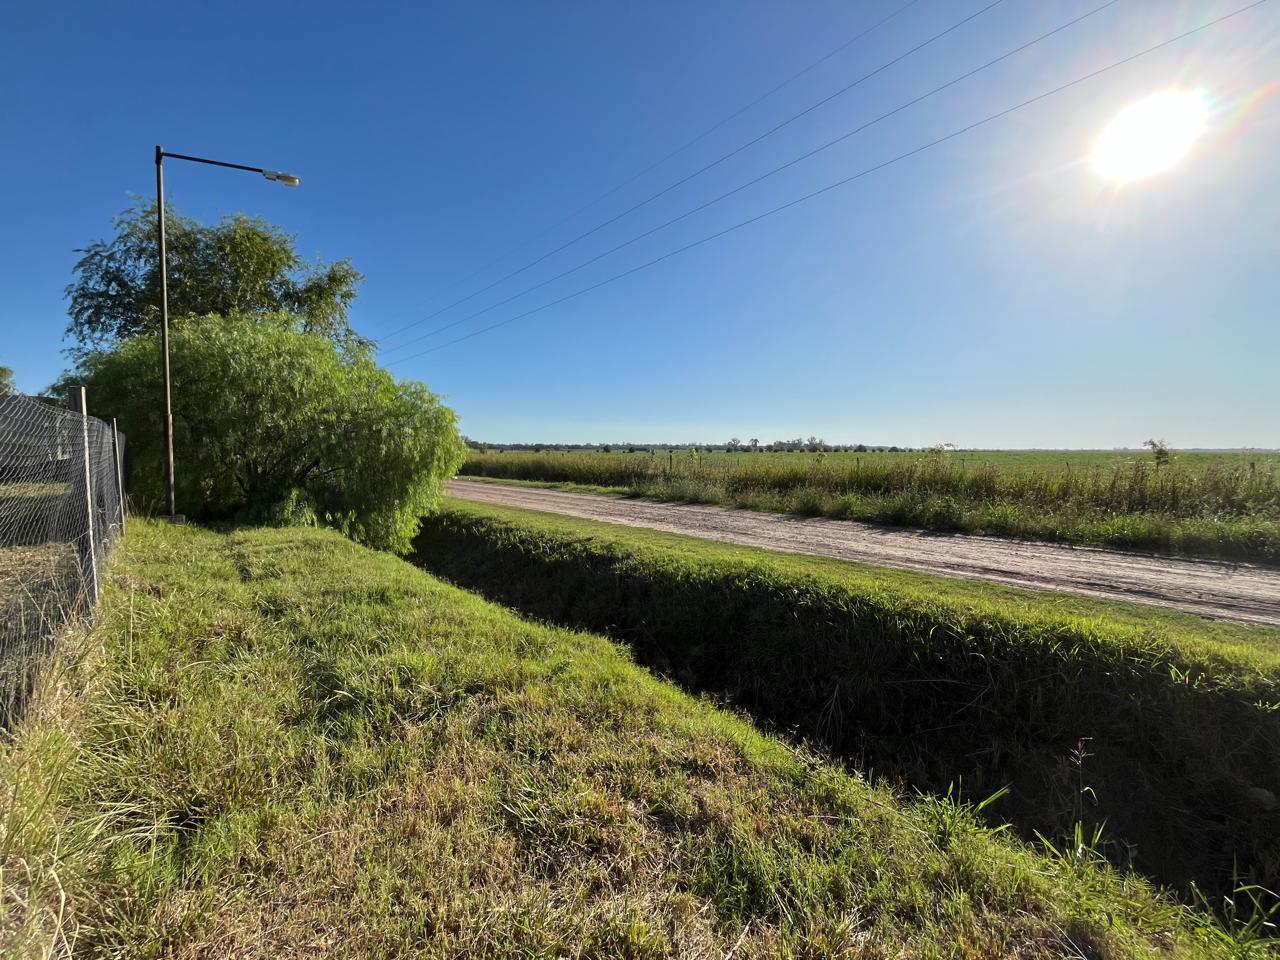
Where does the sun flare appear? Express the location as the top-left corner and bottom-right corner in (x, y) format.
(1092, 90), (1210, 183)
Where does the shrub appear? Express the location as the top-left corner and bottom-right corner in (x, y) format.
(69, 314), (465, 552)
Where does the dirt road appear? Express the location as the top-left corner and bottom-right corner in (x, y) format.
(446, 480), (1280, 626)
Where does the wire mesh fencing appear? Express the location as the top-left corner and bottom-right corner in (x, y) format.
(0, 390), (126, 727)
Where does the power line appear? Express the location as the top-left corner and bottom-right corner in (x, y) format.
(382, 0), (1118, 356)
(410, 0), (925, 307)
(388, 0), (1267, 365)
(378, 0), (1007, 345)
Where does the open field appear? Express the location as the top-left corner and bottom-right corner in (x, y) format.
(473, 448), (1280, 475)
(460, 449), (1280, 562)
(418, 498), (1280, 903)
(2, 520), (1269, 957)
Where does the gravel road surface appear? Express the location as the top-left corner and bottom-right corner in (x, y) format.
(447, 479), (1280, 625)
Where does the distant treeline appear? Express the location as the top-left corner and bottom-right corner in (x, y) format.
(464, 438), (1278, 456)
(464, 437), (922, 453)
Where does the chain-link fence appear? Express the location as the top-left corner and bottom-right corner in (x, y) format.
(0, 390), (126, 726)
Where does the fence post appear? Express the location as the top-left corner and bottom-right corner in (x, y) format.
(69, 386), (99, 606)
(111, 417), (126, 538)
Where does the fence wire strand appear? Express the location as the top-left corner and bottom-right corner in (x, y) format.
(0, 393), (125, 726)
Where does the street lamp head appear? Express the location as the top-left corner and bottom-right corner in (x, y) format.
(262, 170), (301, 187)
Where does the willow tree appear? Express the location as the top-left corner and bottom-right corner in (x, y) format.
(65, 202), (368, 353)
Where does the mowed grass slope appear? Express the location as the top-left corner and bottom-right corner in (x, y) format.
(0, 521), (1261, 958)
(459, 450), (1280, 562)
(417, 500), (1280, 903)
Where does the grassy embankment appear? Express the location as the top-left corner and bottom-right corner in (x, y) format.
(2, 520), (1270, 957)
(417, 499), (1280, 905)
(459, 450), (1280, 562)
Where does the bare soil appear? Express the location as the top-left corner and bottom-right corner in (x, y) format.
(447, 479), (1280, 626)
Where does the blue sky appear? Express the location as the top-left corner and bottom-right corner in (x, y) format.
(3, 0), (1277, 447)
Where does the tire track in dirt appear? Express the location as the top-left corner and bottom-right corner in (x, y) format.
(446, 479), (1280, 626)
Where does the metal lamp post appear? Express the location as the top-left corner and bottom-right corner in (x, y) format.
(154, 145), (300, 520)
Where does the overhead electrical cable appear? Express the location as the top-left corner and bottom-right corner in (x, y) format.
(411, 0), (925, 306)
(381, 0), (1118, 355)
(387, 0), (1268, 364)
(378, 0), (1007, 345)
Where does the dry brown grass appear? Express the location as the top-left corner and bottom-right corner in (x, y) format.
(0, 544), (76, 613)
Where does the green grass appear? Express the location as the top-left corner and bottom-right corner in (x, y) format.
(459, 450), (1280, 562)
(2, 520), (1271, 957)
(416, 499), (1280, 905)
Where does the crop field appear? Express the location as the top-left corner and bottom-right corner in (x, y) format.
(460, 448), (1280, 562)
(473, 448), (1280, 475)
(5, 519), (1265, 957)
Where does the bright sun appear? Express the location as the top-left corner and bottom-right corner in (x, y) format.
(1092, 90), (1210, 183)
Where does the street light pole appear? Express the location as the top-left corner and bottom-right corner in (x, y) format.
(154, 145), (176, 518)
(153, 145), (300, 521)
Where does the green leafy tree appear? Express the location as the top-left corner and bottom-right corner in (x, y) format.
(65, 201), (367, 352)
(0, 365), (14, 396)
(70, 315), (464, 553)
